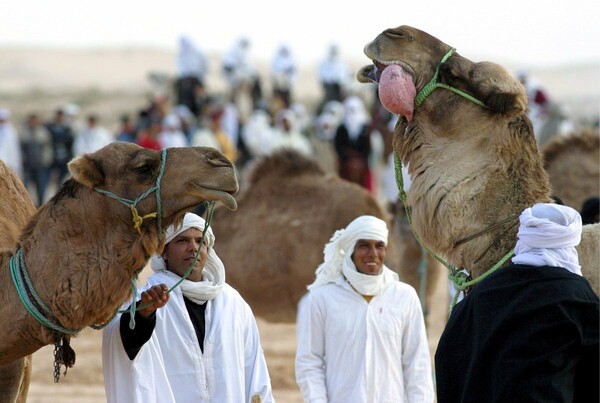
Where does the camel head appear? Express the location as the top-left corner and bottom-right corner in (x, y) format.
(66, 142), (238, 247)
(358, 25), (528, 122)
(357, 25), (551, 278)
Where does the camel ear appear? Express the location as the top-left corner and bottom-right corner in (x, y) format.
(441, 55), (527, 115)
(68, 155), (105, 188)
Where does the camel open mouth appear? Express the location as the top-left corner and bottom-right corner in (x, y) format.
(358, 60), (415, 85)
(373, 61), (389, 82)
(359, 60), (417, 120)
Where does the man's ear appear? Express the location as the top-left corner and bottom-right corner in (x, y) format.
(68, 155), (105, 188)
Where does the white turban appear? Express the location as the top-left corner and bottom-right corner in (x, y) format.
(308, 215), (397, 295)
(150, 213), (225, 304)
(164, 212), (215, 248)
(512, 203), (582, 276)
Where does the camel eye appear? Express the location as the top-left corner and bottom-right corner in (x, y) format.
(134, 164), (154, 176)
(130, 152), (159, 177)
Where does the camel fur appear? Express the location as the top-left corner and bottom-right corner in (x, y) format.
(211, 149), (395, 322)
(542, 128), (600, 211)
(0, 142), (238, 402)
(357, 25), (599, 294)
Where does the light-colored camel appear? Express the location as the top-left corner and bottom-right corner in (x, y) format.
(0, 142), (238, 402)
(210, 148), (393, 322)
(357, 25), (599, 295)
(542, 128), (600, 211)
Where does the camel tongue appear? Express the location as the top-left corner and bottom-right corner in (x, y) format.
(378, 64), (416, 121)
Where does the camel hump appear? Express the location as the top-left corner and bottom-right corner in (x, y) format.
(0, 160), (36, 246)
(248, 148), (325, 184)
(543, 128), (600, 210)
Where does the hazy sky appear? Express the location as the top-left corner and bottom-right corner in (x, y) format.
(3, 0), (599, 68)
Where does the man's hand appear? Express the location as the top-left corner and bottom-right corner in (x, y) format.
(138, 284), (170, 318)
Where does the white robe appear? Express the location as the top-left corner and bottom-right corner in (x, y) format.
(102, 272), (274, 403)
(295, 277), (434, 403)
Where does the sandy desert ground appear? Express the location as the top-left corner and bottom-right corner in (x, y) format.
(2, 46), (597, 402)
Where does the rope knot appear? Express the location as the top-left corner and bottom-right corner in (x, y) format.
(130, 205), (158, 235)
(449, 269), (471, 292)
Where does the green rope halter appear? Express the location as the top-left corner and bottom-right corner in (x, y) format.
(9, 148), (169, 334)
(94, 148), (167, 236)
(10, 248), (80, 334)
(393, 149), (513, 312)
(414, 48), (488, 109)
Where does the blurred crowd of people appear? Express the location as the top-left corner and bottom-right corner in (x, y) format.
(0, 36), (596, 216)
(0, 36), (403, 210)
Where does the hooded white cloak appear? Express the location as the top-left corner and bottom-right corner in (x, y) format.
(102, 274), (273, 403)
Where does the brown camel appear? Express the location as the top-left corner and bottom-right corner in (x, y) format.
(0, 142), (238, 402)
(210, 148), (393, 322)
(357, 25), (599, 295)
(542, 128), (600, 211)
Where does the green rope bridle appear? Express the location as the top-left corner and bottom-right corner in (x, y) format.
(393, 152), (513, 312)
(392, 48), (515, 312)
(414, 48), (488, 109)
(9, 248), (80, 334)
(9, 148), (169, 335)
(94, 148), (168, 237)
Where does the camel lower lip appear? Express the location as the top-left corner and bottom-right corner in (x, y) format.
(194, 188), (238, 211)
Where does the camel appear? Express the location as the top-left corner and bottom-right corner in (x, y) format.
(210, 148), (394, 322)
(0, 142), (238, 402)
(357, 25), (599, 296)
(542, 128), (600, 211)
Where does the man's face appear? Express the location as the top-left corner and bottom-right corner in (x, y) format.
(162, 227), (208, 282)
(351, 239), (387, 275)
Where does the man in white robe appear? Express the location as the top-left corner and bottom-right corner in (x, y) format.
(295, 215), (434, 403)
(102, 213), (274, 403)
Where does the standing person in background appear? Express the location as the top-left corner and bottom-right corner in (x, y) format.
(270, 44), (297, 108)
(0, 108), (23, 179)
(516, 70), (551, 138)
(295, 215), (434, 403)
(102, 213), (274, 403)
(222, 37), (263, 114)
(46, 108), (75, 185)
(317, 44), (350, 113)
(115, 114), (138, 143)
(72, 114), (114, 157)
(435, 203), (599, 402)
(191, 103), (238, 164)
(175, 35), (209, 117)
(136, 119), (163, 151)
(271, 108), (312, 157)
(20, 113), (53, 205)
(334, 96), (374, 192)
(158, 114), (188, 149)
